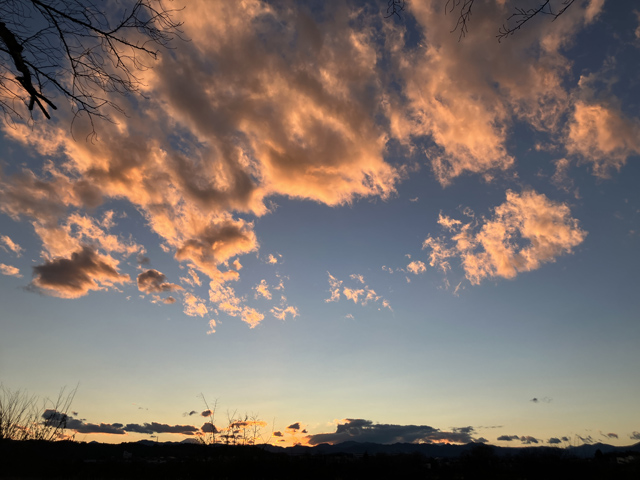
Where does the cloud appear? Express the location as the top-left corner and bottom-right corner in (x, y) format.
(343, 287), (365, 304)
(240, 307), (264, 329)
(137, 269), (183, 294)
(0, 0), (614, 328)
(551, 158), (574, 192)
(42, 410), (125, 435)
(630, 431), (640, 441)
(183, 292), (208, 317)
(325, 272), (343, 302)
(325, 272), (391, 310)
(180, 268), (202, 287)
(174, 219), (259, 277)
(273, 431), (283, 437)
(161, 1), (400, 205)
(497, 434), (538, 444)
(31, 246), (130, 298)
(0, 263), (22, 277)
(201, 423), (218, 433)
(206, 319), (217, 335)
(271, 305), (299, 321)
(406, 260), (426, 275)
(423, 190), (586, 284)
(603, 432), (618, 439)
(387, 0), (604, 185)
(0, 234), (23, 256)
(306, 419), (479, 445)
(42, 410), (200, 436)
(530, 397), (552, 404)
(548, 437), (562, 444)
(287, 422), (301, 431)
(208, 278), (265, 328)
(520, 436), (539, 445)
(255, 279), (272, 300)
(266, 254), (278, 265)
(565, 100), (640, 177)
(123, 422), (199, 435)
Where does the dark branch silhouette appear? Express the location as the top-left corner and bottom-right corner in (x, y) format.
(0, 0), (183, 135)
(497, 0), (576, 42)
(444, 0), (576, 41)
(385, 0), (405, 20)
(446, 0), (475, 41)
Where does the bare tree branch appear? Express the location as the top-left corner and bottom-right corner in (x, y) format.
(444, 0), (577, 42)
(0, 0), (184, 136)
(385, 0), (405, 20)
(497, 0), (576, 41)
(446, 0), (476, 41)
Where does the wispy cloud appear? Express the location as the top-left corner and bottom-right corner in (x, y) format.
(530, 397), (552, 404)
(255, 279), (272, 300)
(0, 263), (22, 277)
(0, 234), (23, 256)
(325, 272), (391, 310)
(271, 305), (299, 321)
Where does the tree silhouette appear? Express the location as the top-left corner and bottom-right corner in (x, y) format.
(0, 0), (182, 132)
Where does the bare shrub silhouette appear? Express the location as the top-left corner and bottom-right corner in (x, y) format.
(197, 395), (274, 447)
(0, 384), (76, 441)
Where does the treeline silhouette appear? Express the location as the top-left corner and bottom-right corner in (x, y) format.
(1, 438), (639, 479)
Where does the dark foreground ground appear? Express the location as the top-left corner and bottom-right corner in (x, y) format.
(2, 439), (639, 479)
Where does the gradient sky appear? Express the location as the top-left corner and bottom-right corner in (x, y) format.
(1, 0), (639, 447)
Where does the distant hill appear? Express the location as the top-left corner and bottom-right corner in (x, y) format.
(265, 439), (640, 458)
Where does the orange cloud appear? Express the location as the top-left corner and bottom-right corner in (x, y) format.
(407, 260), (426, 275)
(0, 0), (610, 328)
(0, 234), (23, 256)
(0, 263), (22, 277)
(388, 1), (603, 185)
(255, 279), (272, 300)
(183, 292), (208, 317)
(271, 305), (299, 321)
(566, 101), (640, 177)
(424, 190), (586, 284)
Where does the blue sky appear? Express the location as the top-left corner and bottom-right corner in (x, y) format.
(0, 0), (639, 446)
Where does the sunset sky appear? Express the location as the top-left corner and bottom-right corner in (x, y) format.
(1, 0), (639, 447)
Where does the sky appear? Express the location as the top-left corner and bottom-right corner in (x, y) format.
(0, 0), (639, 447)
